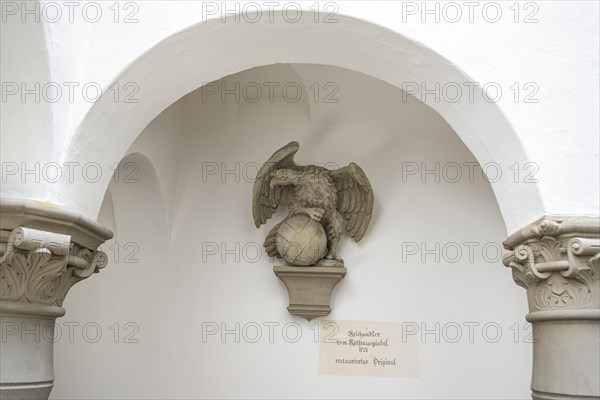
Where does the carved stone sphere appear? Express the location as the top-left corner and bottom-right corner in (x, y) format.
(276, 214), (327, 266)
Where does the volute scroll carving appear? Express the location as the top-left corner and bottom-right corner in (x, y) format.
(0, 227), (108, 308)
(503, 217), (600, 313)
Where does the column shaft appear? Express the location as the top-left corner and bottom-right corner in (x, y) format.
(503, 216), (600, 399)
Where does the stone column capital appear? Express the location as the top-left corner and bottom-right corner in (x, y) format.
(0, 226), (109, 311)
(502, 215), (599, 318)
(0, 199), (113, 312)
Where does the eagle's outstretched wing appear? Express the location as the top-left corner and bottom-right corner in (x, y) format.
(252, 141), (299, 227)
(330, 162), (374, 242)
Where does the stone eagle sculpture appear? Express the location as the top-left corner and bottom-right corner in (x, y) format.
(252, 141), (374, 267)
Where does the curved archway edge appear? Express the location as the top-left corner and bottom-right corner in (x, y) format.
(61, 14), (544, 234)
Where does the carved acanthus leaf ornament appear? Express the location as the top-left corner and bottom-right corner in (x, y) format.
(503, 219), (599, 312)
(0, 227), (108, 307)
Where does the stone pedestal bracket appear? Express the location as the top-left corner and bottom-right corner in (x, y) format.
(273, 265), (346, 321)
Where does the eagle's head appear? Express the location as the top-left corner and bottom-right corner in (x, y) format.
(270, 169), (299, 189)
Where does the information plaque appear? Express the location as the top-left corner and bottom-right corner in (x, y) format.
(318, 320), (418, 377)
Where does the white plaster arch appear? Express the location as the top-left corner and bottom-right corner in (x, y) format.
(97, 186), (116, 234)
(59, 14), (544, 233)
(106, 152), (169, 251)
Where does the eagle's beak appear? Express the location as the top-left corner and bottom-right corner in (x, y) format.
(270, 173), (287, 189)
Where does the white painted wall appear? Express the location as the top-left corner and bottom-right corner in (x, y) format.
(52, 65), (531, 399)
(0, 5), (54, 201)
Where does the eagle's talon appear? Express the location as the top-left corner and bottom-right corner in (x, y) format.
(298, 207), (324, 222)
(325, 253), (343, 262)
